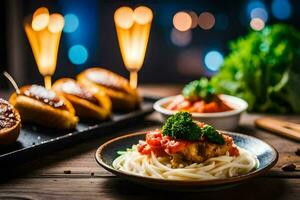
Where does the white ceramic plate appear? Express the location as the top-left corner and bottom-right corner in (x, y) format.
(153, 94), (248, 130)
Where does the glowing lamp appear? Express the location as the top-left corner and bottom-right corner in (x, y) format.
(114, 6), (153, 89)
(24, 7), (64, 89)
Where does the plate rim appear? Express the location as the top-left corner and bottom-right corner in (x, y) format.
(95, 131), (278, 186)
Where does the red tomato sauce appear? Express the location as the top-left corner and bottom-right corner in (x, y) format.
(137, 129), (240, 157)
(166, 95), (232, 113)
(137, 129), (190, 156)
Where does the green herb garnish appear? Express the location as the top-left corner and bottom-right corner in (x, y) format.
(162, 112), (201, 140)
(201, 125), (225, 145)
(182, 78), (216, 102)
(117, 151), (127, 155)
(162, 112), (225, 144)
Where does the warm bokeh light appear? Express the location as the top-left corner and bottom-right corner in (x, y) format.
(198, 12), (215, 30)
(32, 7), (50, 31)
(114, 6), (153, 88)
(48, 14), (65, 33)
(170, 28), (192, 47)
(114, 7), (134, 29)
(250, 18), (265, 31)
(25, 8), (64, 89)
(133, 6), (153, 24)
(189, 11), (198, 29)
(173, 12), (192, 32)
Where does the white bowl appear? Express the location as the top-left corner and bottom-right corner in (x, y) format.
(153, 94), (248, 131)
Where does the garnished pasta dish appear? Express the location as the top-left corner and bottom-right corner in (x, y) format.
(113, 112), (258, 180)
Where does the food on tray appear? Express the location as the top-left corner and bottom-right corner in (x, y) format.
(53, 78), (112, 120)
(166, 78), (232, 113)
(9, 85), (78, 129)
(77, 67), (140, 112)
(113, 112), (258, 180)
(0, 98), (21, 145)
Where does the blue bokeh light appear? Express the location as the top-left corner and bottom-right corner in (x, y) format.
(247, 1), (266, 16)
(271, 0), (291, 20)
(63, 13), (79, 33)
(68, 45), (88, 65)
(204, 51), (224, 72)
(251, 7), (268, 22)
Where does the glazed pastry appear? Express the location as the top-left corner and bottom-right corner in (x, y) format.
(53, 78), (112, 120)
(0, 98), (21, 145)
(9, 85), (78, 129)
(77, 67), (140, 112)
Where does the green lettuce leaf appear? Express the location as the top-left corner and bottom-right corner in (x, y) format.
(211, 24), (300, 113)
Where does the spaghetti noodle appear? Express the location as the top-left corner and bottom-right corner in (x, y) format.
(113, 145), (258, 180)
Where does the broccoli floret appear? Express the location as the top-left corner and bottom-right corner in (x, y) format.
(182, 78), (216, 102)
(171, 120), (202, 140)
(162, 112), (225, 144)
(162, 112), (201, 141)
(201, 125), (225, 145)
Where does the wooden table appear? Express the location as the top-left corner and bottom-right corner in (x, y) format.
(0, 85), (299, 200)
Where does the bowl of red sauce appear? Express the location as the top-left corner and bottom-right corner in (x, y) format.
(153, 94), (248, 131)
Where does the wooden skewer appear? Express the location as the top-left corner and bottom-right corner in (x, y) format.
(3, 71), (20, 94)
(255, 117), (300, 142)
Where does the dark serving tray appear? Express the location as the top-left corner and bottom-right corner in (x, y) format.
(0, 97), (157, 166)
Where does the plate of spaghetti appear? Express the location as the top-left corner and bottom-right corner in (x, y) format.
(95, 112), (278, 191)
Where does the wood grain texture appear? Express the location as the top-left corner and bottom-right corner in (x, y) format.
(0, 85), (300, 199)
(255, 117), (300, 141)
(0, 177), (299, 200)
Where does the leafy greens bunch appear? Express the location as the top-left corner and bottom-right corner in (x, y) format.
(211, 24), (300, 113)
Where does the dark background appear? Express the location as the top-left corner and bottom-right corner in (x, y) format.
(0, 0), (299, 90)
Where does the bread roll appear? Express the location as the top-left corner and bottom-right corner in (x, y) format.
(9, 85), (78, 129)
(77, 67), (141, 112)
(53, 78), (112, 120)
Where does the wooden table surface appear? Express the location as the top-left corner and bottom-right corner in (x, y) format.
(0, 85), (300, 200)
